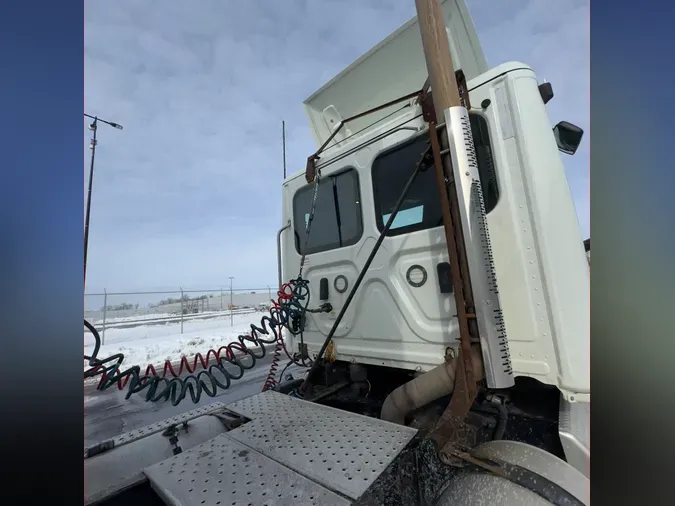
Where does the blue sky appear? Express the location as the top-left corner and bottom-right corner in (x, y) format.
(84, 0), (589, 293)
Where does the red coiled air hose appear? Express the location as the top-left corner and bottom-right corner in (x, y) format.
(262, 341), (283, 391)
(86, 282), (299, 392)
(262, 286), (297, 391)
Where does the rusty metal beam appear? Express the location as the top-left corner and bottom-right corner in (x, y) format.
(414, 0), (482, 465)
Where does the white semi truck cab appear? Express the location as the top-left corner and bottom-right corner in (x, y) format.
(84, 1), (589, 504)
(282, 61), (589, 400)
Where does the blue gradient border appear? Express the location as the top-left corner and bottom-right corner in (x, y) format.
(591, 0), (675, 502)
(0, 1), (83, 501)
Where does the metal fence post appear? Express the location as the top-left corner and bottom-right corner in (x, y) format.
(220, 289), (223, 311)
(102, 288), (107, 345)
(229, 278), (234, 327)
(180, 287), (184, 334)
(267, 285), (272, 302)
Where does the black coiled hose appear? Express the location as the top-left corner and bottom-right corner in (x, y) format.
(84, 278), (313, 406)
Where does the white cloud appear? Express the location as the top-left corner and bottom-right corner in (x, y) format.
(85, 0), (589, 293)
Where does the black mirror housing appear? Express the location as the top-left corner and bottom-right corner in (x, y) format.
(539, 82), (554, 104)
(553, 121), (584, 155)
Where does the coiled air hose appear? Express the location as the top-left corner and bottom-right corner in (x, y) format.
(262, 340), (284, 391)
(84, 279), (314, 406)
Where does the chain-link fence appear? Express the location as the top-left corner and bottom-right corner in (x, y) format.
(85, 286), (276, 344)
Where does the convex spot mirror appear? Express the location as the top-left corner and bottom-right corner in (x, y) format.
(553, 121), (584, 155)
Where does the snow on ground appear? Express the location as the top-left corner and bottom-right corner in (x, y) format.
(84, 312), (271, 371)
(92, 312), (175, 325)
(92, 308), (256, 326)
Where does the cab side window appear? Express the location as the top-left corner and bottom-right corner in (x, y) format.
(372, 114), (499, 236)
(293, 168), (363, 255)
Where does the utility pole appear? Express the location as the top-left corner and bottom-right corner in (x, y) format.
(84, 119), (98, 289)
(229, 277), (234, 326)
(83, 113), (123, 290)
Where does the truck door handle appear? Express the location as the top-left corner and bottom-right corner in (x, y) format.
(437, 262), (453, 294)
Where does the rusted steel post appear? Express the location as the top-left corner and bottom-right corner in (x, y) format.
(414, 0), (481, 463)
(415, 0), (461, 114)
(415, 0), (475, 354)
(415, 0), (474, 315)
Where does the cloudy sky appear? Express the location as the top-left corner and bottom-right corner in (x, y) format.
(84, 0), (589, 294)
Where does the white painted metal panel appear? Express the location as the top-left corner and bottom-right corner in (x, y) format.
(303, 0), (487, 149)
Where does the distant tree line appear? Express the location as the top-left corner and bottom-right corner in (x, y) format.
(148, 294), (210, 308)
(99, 294), (217, 311)
(101, 302), (139, 311)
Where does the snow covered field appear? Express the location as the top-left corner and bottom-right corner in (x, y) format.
(91, 308), (259, 326)
(93, 312), (175, 324)
(84, 312), (271, 372)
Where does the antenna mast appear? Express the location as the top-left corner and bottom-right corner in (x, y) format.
(282, 120), (287, 179)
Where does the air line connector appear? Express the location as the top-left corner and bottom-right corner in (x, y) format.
(306, 302), (333, 314)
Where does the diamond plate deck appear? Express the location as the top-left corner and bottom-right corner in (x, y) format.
(143, 433), (350, 506)
(225, 391), (418, 500)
